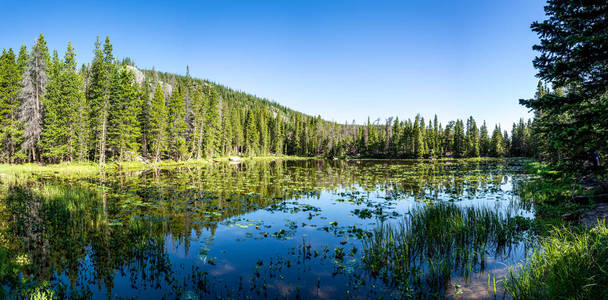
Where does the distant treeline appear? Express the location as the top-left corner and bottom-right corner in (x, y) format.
(0, 34), (534, 164)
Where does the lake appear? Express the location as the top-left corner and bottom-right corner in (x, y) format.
(0, 158), (537, 299)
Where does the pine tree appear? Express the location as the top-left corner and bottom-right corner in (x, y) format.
(258, 109), (269, 155)
(521, 1), (608, 168)
(49, 50), (61, 79)
(453, 120), (465, 157)
(138, 77), (151, 156)
(414, 115), (424, 158)
(479, 121), (490, 156)
(203, 87), (220, 156)
(245, 109), (258, 155)
(490, 126), (505, 157)
(231, 107), (244, 154)
(17, 46), (27, 75)
(184, 66), (194, 134)
(466, 116), (480, 157)
(167, 84), (188, 160)
(271, 114), (284, 154)
(191, 85), (206, 159)
(20, 34), (49, 162)
(149, 83), (167, 164)
(87, 36), (114, 165)
(41, 42), (84, 162)
(75, 65), (88, 161)
(0, 48), (23, 163)
(108, 68), (142, 160)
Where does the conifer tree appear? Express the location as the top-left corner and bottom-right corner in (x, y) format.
(258, 109), (269, 154)
(17, 46), (27, 75)
(453, 120), (465, 157)
(75, 65), (89, 161)
(41, 42), (84, 162)
(414, 116), (424, 158)
(20, 34), (49, 162)
(203, 87), (220, 156)
(521, 1), (608, 168)
(245, 109), (258, 155)
(231, 107), (244, 154)
(191, 86), (206, 159)
(167, 84), (188, 160)
(108, 68), (142, 160)
(138, 77), (152, 156)
(149, 83), (167, 164)
(49, 50), (61, 79)
(466, 116), (480, 157)
(490, 126), (505, 157)
(219, 102), (232, 155)
(271, 114), (284, 154)
(87, 36), (114, 165)
(0, 48), (23, 163)
(479, 121), (490, 156)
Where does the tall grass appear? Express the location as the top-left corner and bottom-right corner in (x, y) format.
(362, 202), (532, 297)
(504, 222), (608, 299)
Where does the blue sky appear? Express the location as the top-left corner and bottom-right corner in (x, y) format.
(0, 0), (547, 128)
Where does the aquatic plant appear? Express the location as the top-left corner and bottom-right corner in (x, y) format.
(504, 222), (608, 299)
(362, 202), (532, 297)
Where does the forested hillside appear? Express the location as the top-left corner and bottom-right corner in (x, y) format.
(0, 34), (534, 164)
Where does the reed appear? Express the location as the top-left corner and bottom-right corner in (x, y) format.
(362, 202), (532, 297)
(504, 221), (608, 299)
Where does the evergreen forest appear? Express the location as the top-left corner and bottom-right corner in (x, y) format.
(1, 35), (536, 165)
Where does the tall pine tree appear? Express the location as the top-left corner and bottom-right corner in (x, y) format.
(19, 34), (49, 162)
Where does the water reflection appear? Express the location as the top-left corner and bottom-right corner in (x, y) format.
(0, 159), (534, 299)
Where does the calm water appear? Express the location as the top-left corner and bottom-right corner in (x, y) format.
(1, 159), (536, 299)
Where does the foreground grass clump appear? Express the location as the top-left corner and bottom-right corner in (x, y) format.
(362, 203), (531, 297)
(504, 222), (608, 299)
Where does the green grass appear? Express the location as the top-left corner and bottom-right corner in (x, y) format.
(504, 222), (608, 299)
(0, 155), (314, 182)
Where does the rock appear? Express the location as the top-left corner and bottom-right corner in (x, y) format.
(125, 65), (145, 85)
(0, 173), (6, 178)
(229, 156), (244, 162)
(580, 203), (608, 228)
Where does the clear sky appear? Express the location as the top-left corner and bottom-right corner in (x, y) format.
(0, 0), (547, 129)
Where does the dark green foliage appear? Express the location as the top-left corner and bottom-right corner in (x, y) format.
(40, 43), (84, 162)
(86, 36), (114, 164)
(167, 84), (188, 160)
(108, 68), (142, 160)
(0, 48), (23, 163)
(149, 83), (167, 163)
(490, 126), (505, 157)
(245, 109), (258, 155)
(203, 87), (220, 157)
(522, 0), (608, 171)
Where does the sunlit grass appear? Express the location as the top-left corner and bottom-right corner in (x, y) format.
(504, 222), (608, 299)
(0, 155), (315, 184)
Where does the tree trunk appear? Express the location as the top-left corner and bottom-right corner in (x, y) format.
(197, 117), (204, 159)
(99, 110), (107, 166)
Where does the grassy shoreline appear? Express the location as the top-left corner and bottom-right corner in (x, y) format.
(0, 156), (524, 178)
(0, 155), (314, 178)
(503, 161), (608, 299)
